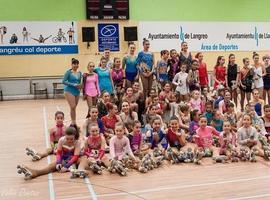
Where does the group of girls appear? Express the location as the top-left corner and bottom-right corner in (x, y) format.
(17, 39), (270, 179)
(18, 101), (270, 179)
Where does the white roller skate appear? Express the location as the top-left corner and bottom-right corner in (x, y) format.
(17, 165), (33, 180)
(70, 168), (88, 179)
(25, 147), (41, 161)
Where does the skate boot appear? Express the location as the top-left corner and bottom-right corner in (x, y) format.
(17, 165), (33, 180)
(26, 147), (41, 161)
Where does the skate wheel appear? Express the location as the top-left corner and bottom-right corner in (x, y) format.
(18, 169), (22, 174)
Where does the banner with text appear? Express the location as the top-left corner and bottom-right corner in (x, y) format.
(0, 21), (78, 55)
(138, 22), (270, 52)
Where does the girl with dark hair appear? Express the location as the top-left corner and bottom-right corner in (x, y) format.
(168, 49), (181, 82)
(97, 91), (111, 118)
(95, 56), (114, 95)
(17, 127), (81, 180)
(120, 101), (138, 132)
(213, 56), (226, 89)
(239, 58), (254, 111)
(227, 53), (239, 107)
(156, 50), (169, 87)
(83, 106), (104, 137)
(237, 114), (264, 157)
(26, 111), (66, 161)
(188, 109), (200, 142)
(188, 59), (200, 92)
(195, 52), (208, 89)
(122, 87), (138, 112)
(179, 41), (192, 71)
(101, 103), (122, 143)
(263, 54), (270, 104)
(136, 38), (155, 100)
(122, 42), (138, 88)
(62, 58), (82, 125)
(252, 52), (265, 99)
(111, 57), (126, 107)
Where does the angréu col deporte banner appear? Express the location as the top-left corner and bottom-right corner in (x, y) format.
(0, 21), (78, 55)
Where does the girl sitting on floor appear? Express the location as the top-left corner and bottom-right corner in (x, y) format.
(18, 126), (81, 180)
(26, 111), (66, 161)
(194, 115), (220, 154)
(219, 121), (237, 156)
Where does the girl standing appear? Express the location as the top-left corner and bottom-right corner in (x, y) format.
(195, 52), (208, 89)
(263, 54), (270, 104)
(179, 42), (192, 71)
(122, 42), (138, 88)
(168, 49), (181, 82)
(136, 38), (155, 100)
(62, 58), (82, 125)
(188, 59), (200, 92)
(173, 64), (189, 101)
(213, 56), (226, 89)
(239, 58), (254, 111)
(82, 62), (100, 109)
(252, 52), (265, 99)
(227, 54), (239, 107)
(95, 57), (114, 95)
(156, 50), (169, 87)
(111, 57), (126, 106)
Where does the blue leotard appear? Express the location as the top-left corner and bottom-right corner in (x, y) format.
(62, 69), (82, 96)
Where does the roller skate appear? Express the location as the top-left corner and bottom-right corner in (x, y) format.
(89, 161), (102, 175)
(25, 147), (41, 161)
(17, 165), (33, 180)
(250, 148), (257, 162)
(203, 148), (213, 157)
(184, 148), (194, 163)
(231, 149), (239, 162)
(193, 148), (204, 165)
(213, 155), (229, 163)
(108, 159), (127, 176)
(167, 148), (179, 164)
(70, 169), (88, 179)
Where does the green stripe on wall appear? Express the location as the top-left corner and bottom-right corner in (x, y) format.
(1, 0), (270, 21)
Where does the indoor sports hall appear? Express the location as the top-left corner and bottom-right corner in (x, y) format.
(1, 1), (270, 200)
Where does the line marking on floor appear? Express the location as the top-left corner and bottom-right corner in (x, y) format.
(43, 106), (55, 200)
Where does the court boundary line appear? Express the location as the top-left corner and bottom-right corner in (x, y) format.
(43, 106), (55, 200)
(227, 193), (270, 200)
(57, 175), (270, 200)
(56, 105), (97, 200)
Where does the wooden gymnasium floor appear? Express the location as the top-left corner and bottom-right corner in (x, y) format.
(1, 99), (270, 200)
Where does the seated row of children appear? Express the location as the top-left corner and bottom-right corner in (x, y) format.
(17, 101), (270, 179)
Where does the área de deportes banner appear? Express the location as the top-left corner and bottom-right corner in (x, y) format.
(0, 21), (78, 55)
(138, 22), (270, 52)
